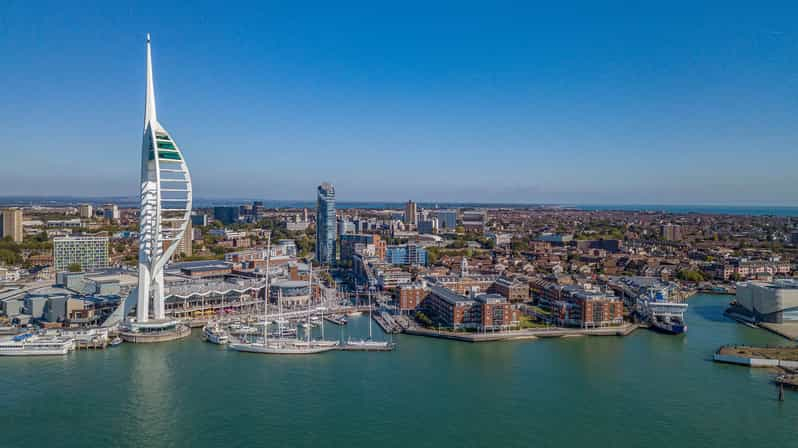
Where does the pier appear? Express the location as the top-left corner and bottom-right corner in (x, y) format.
(373, 312), (402, 334)
(324, 315), (347, 325)
(337, 343), (394, 352)
(403, 323), (639, 342)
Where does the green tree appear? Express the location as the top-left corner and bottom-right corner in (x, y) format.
(67, 263), (82, 272)
(677, 269), (704, 282)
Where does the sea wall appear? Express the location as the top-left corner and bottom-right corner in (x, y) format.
(713, 353), (798, 368)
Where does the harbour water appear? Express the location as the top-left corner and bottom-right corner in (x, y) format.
(1, 294), (796, 447)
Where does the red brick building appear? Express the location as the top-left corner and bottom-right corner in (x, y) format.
(396, 283), (426, 313)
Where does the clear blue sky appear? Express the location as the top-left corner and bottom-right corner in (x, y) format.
(2, 1), (797, 205)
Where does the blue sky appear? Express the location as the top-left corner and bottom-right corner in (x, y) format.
(1, 1), (797, 204)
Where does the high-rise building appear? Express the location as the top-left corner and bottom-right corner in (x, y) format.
(253, 201), (265, 217)
(53, 236), (109, 272)
(103, 204), (120, 221)
(661, 224), (682, 241)
(386, 243), (427, 266)
(418, 217), (439, 234)
(214, 206), (239, 225)
(1, 208), (23, 243)
(404, 200), (418, 226)
(177, 219), (193, 257)
(432, 209), (457, 229)
(190, 214), (208, 226)
(337, 218), (355, 236)
(316, 182), (337, 264)
(78, 204), (93, 219)
(136, 34), (193, 323)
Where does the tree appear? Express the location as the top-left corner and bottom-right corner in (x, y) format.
(67, 263), (82, 272)
(677, 269), (704, 282)
(415, 311), (433, 327)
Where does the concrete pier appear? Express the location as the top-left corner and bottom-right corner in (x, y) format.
(403, 323), (638, 342)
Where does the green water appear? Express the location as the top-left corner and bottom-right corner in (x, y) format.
(1, 294), (795, 448)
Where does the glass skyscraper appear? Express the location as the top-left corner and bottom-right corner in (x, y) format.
(315, 183), (337, 264)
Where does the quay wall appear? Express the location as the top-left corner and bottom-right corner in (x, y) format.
(713, 353), (798, 369)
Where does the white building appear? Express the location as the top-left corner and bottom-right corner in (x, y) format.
(53, 236), (110, 272)
(735, 280), (798, 323)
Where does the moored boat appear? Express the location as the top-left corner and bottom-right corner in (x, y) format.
(202, 323), (230, 344)
(637, 289), (688, 335)
(0, 334), (75, 356)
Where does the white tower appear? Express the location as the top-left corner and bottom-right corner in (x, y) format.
(136, 34), (192, 323)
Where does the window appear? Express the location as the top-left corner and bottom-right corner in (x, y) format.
(158, 151), (181, 161)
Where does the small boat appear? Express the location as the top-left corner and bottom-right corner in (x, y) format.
(347, 310), (362, 316)
(110, 337), (123, 347)
(293, 339), (340, 348)
(202, 323), (230, 344)
(228, 325), (258, 336)
(347, 338), (390, 349)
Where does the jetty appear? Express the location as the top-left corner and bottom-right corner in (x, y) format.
(324, 315), (347, 326)
(373, 312), (402, 334)
(713, 345), (798, 368)
(337, 343), (394, 352)
(403, 323), (638, 342)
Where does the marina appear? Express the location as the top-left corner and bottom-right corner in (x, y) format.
(0, 294), (795, 447)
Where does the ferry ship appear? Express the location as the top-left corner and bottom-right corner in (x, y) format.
(637, 289), (688, 335)
(0, 334), (75, 356)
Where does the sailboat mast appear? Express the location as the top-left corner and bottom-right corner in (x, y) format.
(368, 287), (373, 340)
(263, 235), (271, 346)
(307, 263), (312, 344)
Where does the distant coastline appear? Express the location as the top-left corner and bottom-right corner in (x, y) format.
(0, 195), (796, 216)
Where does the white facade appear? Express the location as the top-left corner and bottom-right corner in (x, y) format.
(53, 236), (109, 272)
(136, 35), (193, 323)
(736, 280), (798, 323)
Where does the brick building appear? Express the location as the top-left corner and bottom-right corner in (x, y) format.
(396, 283), (426, 313)
(423, 285), (519, 331)
(488, 276), (529, 303)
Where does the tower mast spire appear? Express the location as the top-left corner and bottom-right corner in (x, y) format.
(144, 33), (157, 127)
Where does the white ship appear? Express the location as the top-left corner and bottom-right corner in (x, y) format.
(0, 334), (75, 356)
(637, 289), (688, 335)
(202, 322), (229, 344)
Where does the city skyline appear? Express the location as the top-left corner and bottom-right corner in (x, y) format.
(2, 2), (798, 205)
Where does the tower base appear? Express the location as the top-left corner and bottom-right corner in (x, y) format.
(120, 319), (191, 343)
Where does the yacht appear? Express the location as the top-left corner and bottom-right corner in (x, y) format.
(0, 334), (75, 356)
(347, 287), (391, 349)
(229, 341), (336, 354)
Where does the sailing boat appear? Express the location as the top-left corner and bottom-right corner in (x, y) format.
(229, 253), (335, 355)
(294, 264), (338, 348)
(347, 281), (363, 316)
(348, 286), (390, 348)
